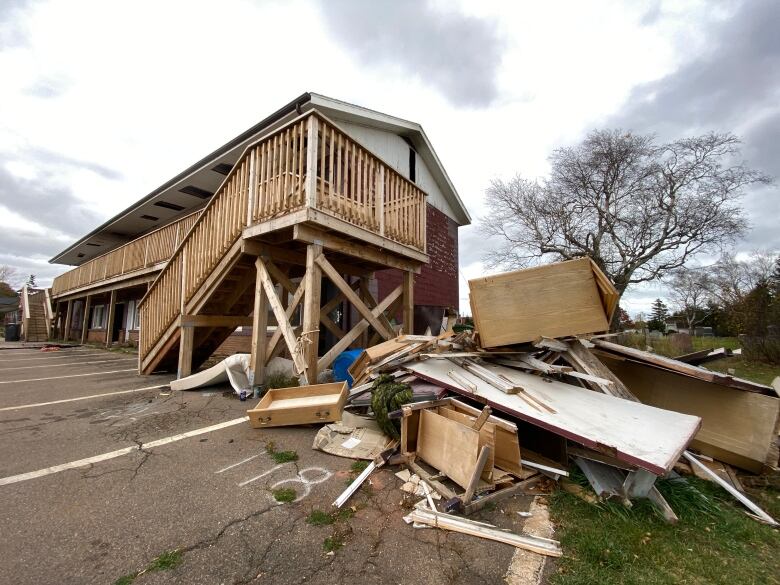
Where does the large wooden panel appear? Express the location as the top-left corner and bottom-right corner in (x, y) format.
(417, 409), (481, 489)
(469, 258), (612, 347)
(600, 355), (780, 473)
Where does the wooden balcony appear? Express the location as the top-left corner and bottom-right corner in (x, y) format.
(139, 111), (428, 369)
(50, 211), (200, 298)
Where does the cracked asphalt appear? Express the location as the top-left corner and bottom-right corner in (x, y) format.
(0, 343), (535, 584)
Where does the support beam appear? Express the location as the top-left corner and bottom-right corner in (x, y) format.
(105, 289), (117, 347)
(316, 254), (395, 340)
(318, 284), (403, 372)
(178, 326), (194, 379)
(622, 468), (657, 499)
(402, 271), (414, 335)
(179, 315), (254, 328)
(265, 277), (305, 364)
(250, 262), (269, 389)
(63, 300), (73, 342)
(302, 244), (323, 384)
(80, 295), (92, 345)
(256, 256), (308, 379)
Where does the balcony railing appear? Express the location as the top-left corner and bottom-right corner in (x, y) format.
(51, 211), (200, 297)
(139, 110), (427, 362)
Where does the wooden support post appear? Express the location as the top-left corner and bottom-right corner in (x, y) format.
(54, 301), (61, 339)
(622, 468), (657, 499)
(80, 295), (92, 345)
(63, 299), (73, 341)
(250, 259), (269, 389)
(302, 243), (323, 384)
(105, 289), (117, 347)
(178, 325), (194, 379)
(403, 270), (414, 336)
(463, 445), (492, 505)
(304, 115), (319, 208)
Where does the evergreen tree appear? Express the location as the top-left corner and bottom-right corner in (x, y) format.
(647, 298), (669, 332)
(25, 274), (36, 288)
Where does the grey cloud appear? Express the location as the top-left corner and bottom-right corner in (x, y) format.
(26, 147), (122, 181)
(24, 76), (71, 99)
(639, 1), (663, 26)
(316, 0), (505, 107)
(609, 0), (780, 254)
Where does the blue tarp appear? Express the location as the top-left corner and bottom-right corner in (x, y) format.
(333, 348), (363, 388)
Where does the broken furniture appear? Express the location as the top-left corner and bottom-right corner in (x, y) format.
(247, 381), (348, 428)
(468, 257), (618, 347)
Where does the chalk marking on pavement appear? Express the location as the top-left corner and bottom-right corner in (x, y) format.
(0, 416), (250, 486)
(216, 454), (261, 474)
(0, 358), (137, 371)
(238, 464), (288, 487)
(0, 369), (137, 384)
(0, 384), (169, 412)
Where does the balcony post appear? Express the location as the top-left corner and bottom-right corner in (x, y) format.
(247, 147), (257, 226)
(249, 256), (268, 390)
(177, 324), (193, 379)
(81, 295), (92, 345)
(377, 166), (385, 236)
(403, 271), (414, 335)
(63, 299), (73, 341)
(105, 289), (117, 347)
(304, 115), (319, 210)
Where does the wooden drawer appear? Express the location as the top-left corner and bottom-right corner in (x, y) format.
(247, 381), (348, 428)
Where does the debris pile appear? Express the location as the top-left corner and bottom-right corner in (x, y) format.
(182, 258), (780, 556)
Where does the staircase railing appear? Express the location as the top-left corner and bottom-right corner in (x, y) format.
(139, 111), (427, 365)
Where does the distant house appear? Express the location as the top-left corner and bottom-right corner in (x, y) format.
(664, 317), (713, 337)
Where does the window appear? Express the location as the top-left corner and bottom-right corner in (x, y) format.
(91, 305), (106, 329)
(126, 300), (141, 330)
(409, 147), (416, 183)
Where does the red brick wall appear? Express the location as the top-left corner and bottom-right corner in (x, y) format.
(376, 203), (459, 310)
(87, 329), (106, 343)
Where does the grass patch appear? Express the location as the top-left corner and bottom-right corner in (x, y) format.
(549, 477), (780, 585)
(323, 535), (344, 552)
(703, 356), (780, 386)
(272, 488), (297, 503)
(112, 549), (183, 585)
(350, 460), (369, 474)
(306, 507), (355, 527)
(266, 373), (300, 389)
(271, 450), (299, 464)
(147, 550), (183, 572)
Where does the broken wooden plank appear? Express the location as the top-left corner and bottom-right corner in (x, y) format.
(405, 507), (562, 557)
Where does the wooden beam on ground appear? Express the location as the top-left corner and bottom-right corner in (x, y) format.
(105, 289), (117, 347)
(463, 445), (492, 505)
(250, 262), (269, 388)
(179, 315), (254, 328)
(317, 284), (403, 372)
(316, 254), (395, 340)
(178, 325), (194, 379)
(403, 270), (414, 335)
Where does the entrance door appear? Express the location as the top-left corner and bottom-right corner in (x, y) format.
(112, 304), (125, 344)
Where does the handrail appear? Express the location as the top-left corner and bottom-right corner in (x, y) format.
(139, 110), (428, 365)
(50, 210), (201, 297)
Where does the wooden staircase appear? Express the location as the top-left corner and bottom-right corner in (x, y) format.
(22, 288), (52, 342)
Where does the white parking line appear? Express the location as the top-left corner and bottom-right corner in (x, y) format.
(0, 416), (249, 486)
(238, 464), (288, 487)
(0, 369), (137, 384)
(0, 358), (137, 371)
(0, 384), (170, 412)
(215, 454), (261, 474)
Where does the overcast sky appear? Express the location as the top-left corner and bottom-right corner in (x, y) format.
(1, 0), (777, 315)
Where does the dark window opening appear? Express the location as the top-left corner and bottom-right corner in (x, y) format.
(179, 185), (213, 199)
(153, 201), (186, 211)
(409, 147), (416, 182)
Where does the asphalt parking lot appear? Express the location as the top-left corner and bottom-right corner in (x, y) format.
(0, 342), (541, 585)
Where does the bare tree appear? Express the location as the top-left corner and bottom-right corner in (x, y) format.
(706, 252), (778, 307)
(482, 130), (771, 309)
(667, 267), (713, 334)
(0, 265), (21, 289)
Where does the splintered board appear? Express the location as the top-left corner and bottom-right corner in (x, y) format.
(469, 258), (617, 347)
(406, 359), (701, 475)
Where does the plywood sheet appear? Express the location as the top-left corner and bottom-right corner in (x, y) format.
(417, 409), (480, 489)
(406, 359), (701, 475)
(600, 355), (780, 473)
(469, 258), (610, 347)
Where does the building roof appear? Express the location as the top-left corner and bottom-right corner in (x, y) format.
(50, 93), (470, 266)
